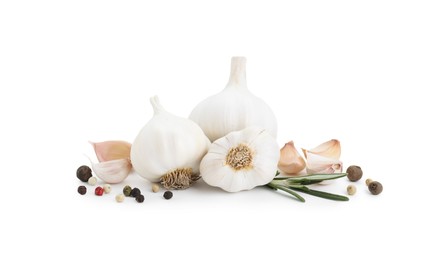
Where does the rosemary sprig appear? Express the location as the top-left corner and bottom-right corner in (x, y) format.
(266, 173), (349, 203)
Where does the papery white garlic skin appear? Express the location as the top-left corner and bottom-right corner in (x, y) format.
(189, 57), (277, 142)
(91, 158), (132, 184)
(130, 96), (211, 183)
(200, 127), (280, 192)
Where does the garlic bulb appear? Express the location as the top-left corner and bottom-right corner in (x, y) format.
(189, 57), (277, 142)
(130, 96), (211, 189)
(200, 127), (280, 192)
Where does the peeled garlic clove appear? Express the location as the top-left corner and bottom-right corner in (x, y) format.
(90, 140), (132, 162)
(278, 141), (306, 175)
(307, 139), (341, 159)
(91, 158), (132, 184)
(303, 151), (343, 174)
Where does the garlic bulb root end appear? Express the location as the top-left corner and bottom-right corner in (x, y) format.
(226, 144), (253, 171)
(160, 168), (200, 190)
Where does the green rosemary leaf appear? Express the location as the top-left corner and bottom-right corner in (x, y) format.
(279, 173), (347, 183)
(268, 183), (305, 202)
(289, 185), (349, 201)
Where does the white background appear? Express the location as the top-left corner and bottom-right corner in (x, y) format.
(1, 0), (447, 259)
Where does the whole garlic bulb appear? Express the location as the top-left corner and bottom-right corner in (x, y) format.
(200, 127), (280, 192)
(130, 96), (211, 189)
(189, 57), (278, 142)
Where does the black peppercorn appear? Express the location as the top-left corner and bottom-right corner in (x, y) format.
(135, 194), (145, 203)
(130, 188), (141, 197)
(77, 185), (87, 195)
(163, 191), (173, 200)
(123, 185), (132, 196)
(368, 181), (383, 195)
(76, 165), (92, 182)
(347, 165), (363, 182)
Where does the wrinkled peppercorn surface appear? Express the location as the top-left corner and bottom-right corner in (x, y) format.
(76, 165), (92, 182)
(163, 191), (173, 200)
(135, 194), (145, 203)
(78, 186), (87, 195)
(347, 165), (363, 182)
(368, 181), (383, 195)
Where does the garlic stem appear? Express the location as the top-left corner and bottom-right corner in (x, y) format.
(150, 96), (166, 115)
(227, 56), (247, 88)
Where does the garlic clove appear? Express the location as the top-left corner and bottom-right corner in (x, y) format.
(91, 158), (132, 184)
(303, 151), (343, 174)
(306, 139), (341, 160)
(278, 141), (306, 175)
(90, 140), (132, 162)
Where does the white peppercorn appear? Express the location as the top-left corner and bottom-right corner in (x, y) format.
(88, 176), (97, 186)
(347, 185), (356, 195)
(103, 184), (111, 194)
(115, 194), (125, 202)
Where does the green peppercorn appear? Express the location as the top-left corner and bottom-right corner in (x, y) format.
(368, 181), (383, 195)
(131, 188), (141, 197)
(346, 185), (356, 195)
(123, 185), (132, 197)
(347, 165), (363, 182)
(76, 165), (92, 182)
(77, 185), (87, 195)
(135, 194), (145, 203)
(163, 191), (173, 200)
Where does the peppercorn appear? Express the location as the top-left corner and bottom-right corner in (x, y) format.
(123, 185), (132, 196)
(347, 185), (356, 195)
(88, 176), (97, 186)
(163, 191), (173, 200)
(76, 165), (92, 182)
(115, 194), (125, 203)
(368, 181), (383, 195)
(347, 165), (363, 182)
(95, 186), (104, 196)
(135, 194), (145, 203)
(103, 184), (111, 194)
(152, 183), (160, 193)
(131, 188), (141, 197)
(365, 178), (373, 186)
(77, 185), (87, 195)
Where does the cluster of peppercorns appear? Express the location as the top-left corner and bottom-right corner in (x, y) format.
(346, 165), (383, 196)
(77, 165), (112, 196)
(121, 185), (145, 203)
(77, 165), (174, 203)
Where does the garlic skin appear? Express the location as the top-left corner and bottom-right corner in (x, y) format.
(90, 141), (131, 162)
(91, 158), (132, 184)
(302, 139), (342, 174)
(130, 96), (210, 189)
(189, 57), (277, 142)
(200, 127), (280, 192)
(278, 141), (306, 175)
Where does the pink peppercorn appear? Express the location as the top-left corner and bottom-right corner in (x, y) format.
(95, 186), (104, 196)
